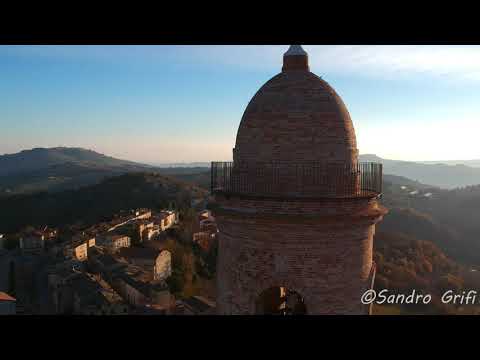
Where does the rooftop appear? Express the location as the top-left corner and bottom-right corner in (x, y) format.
(157, 211), (174, 220)
(115, 265), (154, 297)
(71, 273), (124, 306)
(118, 247), (163, 261)
(89, 246), (126, 269)
(182, 296), (216, 314)
(107, 234), (130, 241)
(0, 292), (16, 302)
(99, 254), (124, 269)
(136, 219), (154, 225)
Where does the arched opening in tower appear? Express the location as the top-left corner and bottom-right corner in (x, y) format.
(255, 287), (307, 315)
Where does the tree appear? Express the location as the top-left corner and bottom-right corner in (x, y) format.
(177, 207), (197, 243)
(176, 189), (192, 212)
(166, 271), (185, 294)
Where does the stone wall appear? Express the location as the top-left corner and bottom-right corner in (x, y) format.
(215, 209), (383, 315)
(215, 194), (383, 218)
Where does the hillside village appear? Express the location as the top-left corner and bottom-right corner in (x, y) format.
(3, 167), (480, 315)
(0, 203), (219, 315)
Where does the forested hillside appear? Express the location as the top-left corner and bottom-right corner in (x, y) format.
(0, 172), (207, 234)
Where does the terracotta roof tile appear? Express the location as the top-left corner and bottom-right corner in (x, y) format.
(0, 292), (16, 301)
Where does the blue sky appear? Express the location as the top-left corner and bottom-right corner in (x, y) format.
(1, 45), (479, 164)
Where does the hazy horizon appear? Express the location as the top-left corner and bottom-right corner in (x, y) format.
(3, 146), (480, 167)
(2, 45), (480, 163)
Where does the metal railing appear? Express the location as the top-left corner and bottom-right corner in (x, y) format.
(211, 161), (382, 199)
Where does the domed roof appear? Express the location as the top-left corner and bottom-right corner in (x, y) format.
(234, 46), (358, 165)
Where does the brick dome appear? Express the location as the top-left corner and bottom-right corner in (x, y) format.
(233, 46), (358, 165)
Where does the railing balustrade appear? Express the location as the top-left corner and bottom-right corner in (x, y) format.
(211, 161), (383, 199)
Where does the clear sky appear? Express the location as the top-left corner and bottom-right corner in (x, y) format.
(1, 45), (479, 164)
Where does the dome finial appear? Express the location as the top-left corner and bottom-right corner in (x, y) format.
(284, 45), (307, 56)
(282, 45), (309, 72)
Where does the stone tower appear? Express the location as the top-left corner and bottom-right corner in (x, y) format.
(211, 46), (388, 315)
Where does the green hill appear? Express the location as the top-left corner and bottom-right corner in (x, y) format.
(0, 147), (146, 176)
(0, 147), (157, 196)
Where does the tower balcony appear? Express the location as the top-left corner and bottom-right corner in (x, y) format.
(211, 161), (383, 200)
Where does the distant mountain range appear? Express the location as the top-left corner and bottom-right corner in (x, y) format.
(359, 154), (480, 189)
(419, 159), (480, 168)
(1, 147), (480, 196)
(152, 162), (211, 168)
(154, 155), (480, 189)
(156, 155), (480, 189)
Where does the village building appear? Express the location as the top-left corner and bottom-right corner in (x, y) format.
(85, 222), (110, 236)
(175, 296), (216, 315)
(4, 254), (46, 314)
(135, 303), (171, 315)
(153, 210), (178, 231)
(0, 292), (16, 315)
(19, 230), (45, 254)
(87, 246), (173, 312)
(100, 234), (131, 253)
(134, 209), (152, 220)
(70, 273), (128, 315)
(48, 243), (63, 257)
(107, 209), (152, 233)
(64, 235), (96, 262)
(135, 220), (156, 243)
(0, 251), (13, 292)
(199, 211), (217, 230)
(192, 210), (218, 251)
(87, 246), (127, 280)
(144, 225), (161, 242)
(110, 264), (174, 313)
(70, 243), (89, 262)
(47, 258), (128, 315)
(200, 220), (217, 234)
(18, 226), (59, 254)
(192, 231), (216, 252)
(41, 226), (58, 240)
(118, 247), (172, 281)
(47, 260), (85, 314)
(198, 210), (211, 221)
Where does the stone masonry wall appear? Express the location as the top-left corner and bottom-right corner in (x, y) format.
(215, 194), (385, 219)
(215, 211), (379, 315)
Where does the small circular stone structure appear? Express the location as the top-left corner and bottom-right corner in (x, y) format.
(212, 46), (388, 315)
